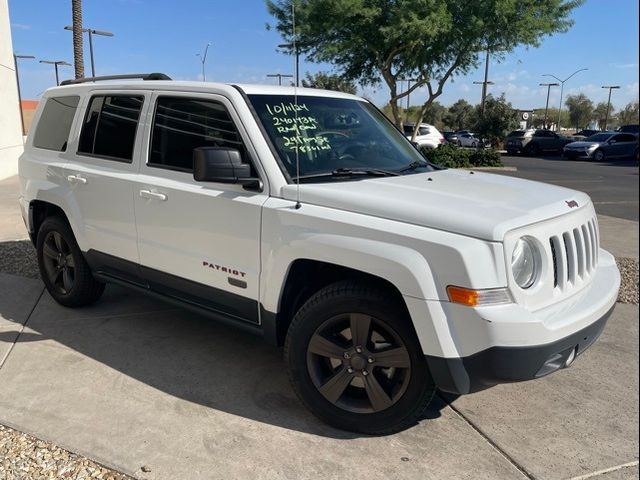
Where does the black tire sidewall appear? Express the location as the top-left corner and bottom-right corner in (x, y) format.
(36, 217), (103, 307)
(594, 149), (604, 161)
(285, 283), (435, 434)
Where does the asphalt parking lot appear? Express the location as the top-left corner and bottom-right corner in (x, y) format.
(498, 155), (639, 222)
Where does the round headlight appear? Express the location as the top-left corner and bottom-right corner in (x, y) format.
(511, 237), (538, 289)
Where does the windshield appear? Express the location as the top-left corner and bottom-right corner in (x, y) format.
(586, 133), (613, 142)
(247, 94), (432, 181)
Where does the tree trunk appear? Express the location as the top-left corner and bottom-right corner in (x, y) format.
(71, 0), (85, 79)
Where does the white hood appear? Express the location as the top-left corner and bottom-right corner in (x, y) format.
(281, 169), (591, 241)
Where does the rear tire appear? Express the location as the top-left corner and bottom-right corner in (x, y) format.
(525, 143), (540, 156)
(285, 280), (436, 435)
(36, 216), (105, 307)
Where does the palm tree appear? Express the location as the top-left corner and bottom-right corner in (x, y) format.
(71, 0), (85, 78)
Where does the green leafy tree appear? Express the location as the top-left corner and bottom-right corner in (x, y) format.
(471, 94), (519, 146)
(420, 101), (447, 130)
(266, 0), (581, 139)
(592, 101), (614, 130)
(443, 99), (474, 131)
(565, 94), (594, 130)
(617, 101), (639, 125)
(301, 71), (357, 94)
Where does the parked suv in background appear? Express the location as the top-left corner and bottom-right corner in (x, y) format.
(505, 129), (573, 155)
(616, 124), (639, 136)
(19, 74), (619, 434)
(403, 122), (444, 149)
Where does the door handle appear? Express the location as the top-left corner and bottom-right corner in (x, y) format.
(139, 189), (168, 201)
(67, 175), (87, 184)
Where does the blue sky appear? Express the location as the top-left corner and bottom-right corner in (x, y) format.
(9, 0), (640, 110)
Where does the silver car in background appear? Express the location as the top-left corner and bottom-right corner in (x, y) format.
(563, 132), (639, 161)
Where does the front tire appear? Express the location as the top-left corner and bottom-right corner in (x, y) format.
(593, 149), (605, 162)
(284, 280), (436, 434)
(36, 216), (105, 307)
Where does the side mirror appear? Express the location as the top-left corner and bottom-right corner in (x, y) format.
(193, 147), (261, 189)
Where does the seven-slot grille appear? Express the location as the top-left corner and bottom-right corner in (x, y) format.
(549, 217), (599, 291)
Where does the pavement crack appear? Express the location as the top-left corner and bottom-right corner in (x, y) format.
(0, 287), (45, 371)
(565, 460), (639, 480)
(441, 395), (535, 479)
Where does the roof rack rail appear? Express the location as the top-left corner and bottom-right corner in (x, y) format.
(59, 72), (171, 86)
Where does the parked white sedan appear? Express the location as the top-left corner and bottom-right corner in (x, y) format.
(457, 132), (482, 148)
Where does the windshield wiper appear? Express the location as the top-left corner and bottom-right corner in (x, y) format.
(296, 167), (401, 181)
(399, 160), (431, 172)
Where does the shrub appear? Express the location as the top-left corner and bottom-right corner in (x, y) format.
(420, 144), (503, 168)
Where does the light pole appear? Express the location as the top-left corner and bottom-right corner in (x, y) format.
(543, 68), (588, 132)
(278, 42), (300, 87)
(601, 85), (620, 130)
(64, 26), (114, 77)
(39, 60), (72, 86)
(539, 82), (559, 129)
(267, 73), (294, 86)
(196, 43), (211, 82)
(473, 80), (494, 115)
(399, 78), (418, 110)
(13, 54), (35, 136)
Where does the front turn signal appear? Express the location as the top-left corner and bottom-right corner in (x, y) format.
(447, 286), (512, 307)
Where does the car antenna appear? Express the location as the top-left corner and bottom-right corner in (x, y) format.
(292, 2), (302, 210)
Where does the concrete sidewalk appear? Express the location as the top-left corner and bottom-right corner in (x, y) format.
(0, 274), (638, 480)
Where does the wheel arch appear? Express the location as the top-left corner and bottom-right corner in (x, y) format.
(29, 200), (71, 245)
(262, 258), (410, 346)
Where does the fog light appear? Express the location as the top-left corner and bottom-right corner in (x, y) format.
(565, 348), (577, 367)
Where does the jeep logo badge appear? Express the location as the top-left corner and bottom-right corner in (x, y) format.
(565, 200), (579, 208)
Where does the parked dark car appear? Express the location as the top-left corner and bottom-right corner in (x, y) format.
(573, 129), (599, 139)
(563, 132), (639, 161)
(505, 129), (573, 155)
(616, 124), (639, 136)
(442, 131), (459, 143)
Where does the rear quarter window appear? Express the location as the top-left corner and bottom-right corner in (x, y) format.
(33, 96), (80, 151)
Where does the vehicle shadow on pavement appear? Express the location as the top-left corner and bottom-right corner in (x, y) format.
(0, 277), (451, 439)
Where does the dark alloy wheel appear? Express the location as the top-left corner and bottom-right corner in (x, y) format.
(36, 216), (105, 307)
(41, 231), (76, 295)
(307, 312), (411, 414)
(593, 149), (605, 162)
(285, 280), (436, 434)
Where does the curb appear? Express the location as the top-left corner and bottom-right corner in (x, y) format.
(464, 166), (518, 172)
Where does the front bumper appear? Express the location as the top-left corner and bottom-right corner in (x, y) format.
(421, 249), (620, 395)
(563, 148), (594, 158)
(427, 304), (613, 394)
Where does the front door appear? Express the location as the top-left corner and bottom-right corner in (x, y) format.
(134, 92), (267, 323)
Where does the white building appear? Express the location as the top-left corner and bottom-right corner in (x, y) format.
(0, 0), (24, 181)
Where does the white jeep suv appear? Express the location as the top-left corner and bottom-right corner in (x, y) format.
(403, 122), (445, 149)
(19, 73), (620, 434)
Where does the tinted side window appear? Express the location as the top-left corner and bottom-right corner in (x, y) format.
(619, 134), (637, 142)
(149, 97), (247, 172)
(33, 96), (79, 151)
(78, 95), (144, 161)
(418, 127), (430, 135)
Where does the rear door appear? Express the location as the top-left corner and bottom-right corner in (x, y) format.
(134, 92), (267, 323)
(64, 92), (148, 279)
